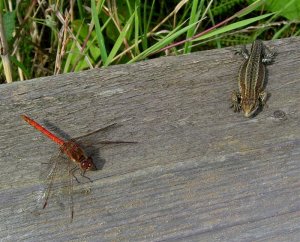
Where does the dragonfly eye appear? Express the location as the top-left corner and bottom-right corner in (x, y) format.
(81, 157), (96, 171)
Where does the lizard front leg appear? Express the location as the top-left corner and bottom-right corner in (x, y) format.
(259, 90), (268, 108)
(231, 90), (241, 112)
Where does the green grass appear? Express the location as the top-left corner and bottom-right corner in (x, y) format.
(0, 0), (299, 83)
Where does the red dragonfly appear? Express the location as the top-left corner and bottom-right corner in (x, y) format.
(21, 114), (135, 220)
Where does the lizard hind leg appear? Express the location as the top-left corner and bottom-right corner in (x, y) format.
(262, 44), (276, 64)
(234, 45), (249, 60)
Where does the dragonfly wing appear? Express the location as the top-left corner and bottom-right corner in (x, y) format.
(72, 122), (137, 153)
(37, 152), (74, 211)
(72, 123), (119, 141)
(33, 152), (93, 221)
(96, 140), (138, 144)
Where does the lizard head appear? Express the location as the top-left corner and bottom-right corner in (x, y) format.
(241, 98), (259, 118)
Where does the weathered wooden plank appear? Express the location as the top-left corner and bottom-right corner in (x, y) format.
(0, 37), (299, 241)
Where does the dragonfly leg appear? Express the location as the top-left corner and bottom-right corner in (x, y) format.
(70, 166), (80, 183)
(80, 170), (93, 183)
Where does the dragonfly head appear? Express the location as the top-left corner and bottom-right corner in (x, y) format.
(81, 157), (97, 171)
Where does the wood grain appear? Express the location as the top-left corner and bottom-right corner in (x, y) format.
(0, 37), (299, 241)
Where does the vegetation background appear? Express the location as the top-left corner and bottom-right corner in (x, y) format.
(0, 0), (299, 83)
